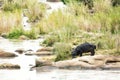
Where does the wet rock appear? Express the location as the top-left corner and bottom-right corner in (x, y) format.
(36, 47), (53, 52)
(0, 50), (17, 57)
(25, 51), (53, 56)
(15, 48), (25, 54)
(19, 35), (28, 40)
(0, 63), (20, 69)
(25, 49), (34, 55)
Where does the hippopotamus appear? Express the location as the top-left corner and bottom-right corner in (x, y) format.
(72, 42), (96, 58)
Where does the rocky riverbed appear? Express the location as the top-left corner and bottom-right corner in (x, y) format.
(35, 55), (120, 70)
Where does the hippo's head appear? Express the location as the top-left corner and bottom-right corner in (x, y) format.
(71, 50), (77, 58)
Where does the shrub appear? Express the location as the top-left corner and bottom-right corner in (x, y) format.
(24, 29), (37, 39)
(7, 27), (24, 39)
(42, 35), (60, 46)
(53, 43), (72, 61)
(24, 1), (46, 22)
(2, 0), (22, 12)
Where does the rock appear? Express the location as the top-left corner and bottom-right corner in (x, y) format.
(0, 63), (20, 69)
(37, 55), (56, 61)
(19, 35), (28, 40)
(1, 33), (7, 38)
(0, 50), (17, 57)
(53, 55), (120, 70)
(15, 48), (25, 54)
(34, 55), (120, 70)
(36, 59), (53, 67)
(104, 56), (120, 65)
(93, 55), (108, 60)
(47, 0), (60, 2)
(35, 66), (58, 72)
(25, 49), (34, 55)
(25, 51), (53, 56)
(36, 47), (53, 52)
(53, 59), (97, 69)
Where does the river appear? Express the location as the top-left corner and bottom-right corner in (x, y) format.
(0, 0), (120, 80)
(0, 68), (120, 80)
(0, 35), (120, 80)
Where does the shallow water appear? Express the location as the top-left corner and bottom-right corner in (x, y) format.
(0, 69), (120, 80)
(0, 38), (43, 52)
(0, 35), (120, 80)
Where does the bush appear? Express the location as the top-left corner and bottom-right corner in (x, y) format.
(7, 27), (37, 39)
(24, 2), (46, 22)
(42, 35), (60, 46)
(7, 27), (24, 39)
(53, 43), (72, 61)
(2, 0), (22, 12)
(24, 29), (37, 39)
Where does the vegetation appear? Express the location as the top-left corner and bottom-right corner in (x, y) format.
(0, 0), (120, 61)
(53, 43), (72, 61)
(7, 27), (37, 39)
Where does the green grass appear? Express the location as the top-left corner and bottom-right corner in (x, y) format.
(39, 1), (120, 61)
(7, 27), (37, 39)
(53, 42), (72, 61)
(7, 27), (24, 39)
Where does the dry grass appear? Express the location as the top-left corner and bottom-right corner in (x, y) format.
(0, 11), (22, 34)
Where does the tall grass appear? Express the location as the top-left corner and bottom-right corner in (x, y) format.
(53, 42), (72, 61)
(2, 0), (22, 12)
(24, 0), (46, 22)
(0, 11), (22, 34)
(38, 0), (120, 59)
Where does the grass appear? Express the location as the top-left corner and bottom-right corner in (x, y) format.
(38, 1), (120, 61)
(53, 42), (72, 61)
(0, 0), (120, 61)
(0, 11), (22, 34)
(7, 27), (37, 39)
(23, 0), (46, 22)
(2, 0), (22, 12)
(7, 27), (24, 39)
